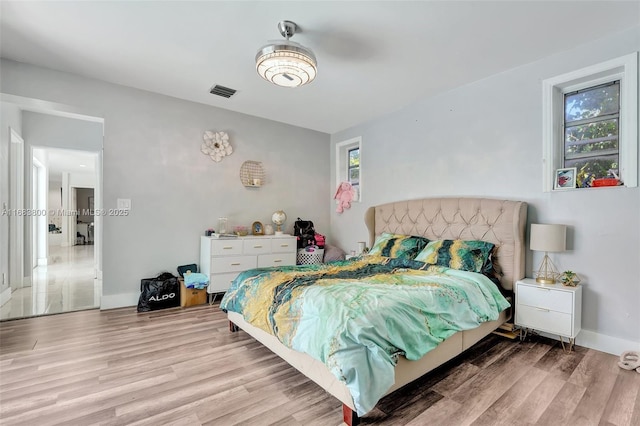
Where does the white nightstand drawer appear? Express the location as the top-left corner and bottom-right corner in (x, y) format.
(211, 255), (257, 273)
(210, 239), (243, 256)
(270, 237), (296, 253)
(516, 304), (573, 337)
(258, 253), (296, 268)
(209, 272), (239, 293)
(243, 239), (271, 255)
(517, 284), (573, 314)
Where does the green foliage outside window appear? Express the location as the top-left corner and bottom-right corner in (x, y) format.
(564, 81), (620, 187)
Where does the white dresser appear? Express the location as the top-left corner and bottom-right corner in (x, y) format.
(515, 278), (582, 349)
(200, 235), (297, 293)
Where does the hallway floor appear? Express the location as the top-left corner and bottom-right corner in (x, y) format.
(0, 244), (99, 320)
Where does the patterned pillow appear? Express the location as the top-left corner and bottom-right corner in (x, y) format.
(368, 233), (430, 259)
(414, 239), (495, 273)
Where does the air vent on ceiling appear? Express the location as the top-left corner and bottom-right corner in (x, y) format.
(210, 85), (237, 98)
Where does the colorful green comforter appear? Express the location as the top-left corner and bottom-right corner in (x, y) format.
(220, 255), (510, 416)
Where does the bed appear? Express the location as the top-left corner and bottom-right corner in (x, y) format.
(221, 197), (527, 425)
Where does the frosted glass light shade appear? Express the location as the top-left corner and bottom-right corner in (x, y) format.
(530, 224), (566, 252)
(256, 41), (317, 88)
(255, 21), (317, 88)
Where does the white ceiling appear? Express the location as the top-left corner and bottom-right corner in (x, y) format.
(1, 1), (639, 134)
(35, 147), (97, 182)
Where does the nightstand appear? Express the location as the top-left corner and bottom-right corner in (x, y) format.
(514, 278), (582, 351)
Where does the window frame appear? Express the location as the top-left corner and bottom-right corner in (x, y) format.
(542, 52), (637, 192)
(335, 136), (361, 202)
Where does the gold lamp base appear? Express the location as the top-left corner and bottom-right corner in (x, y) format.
(535, 253), (559, 285)
(535, 276), (556, 284)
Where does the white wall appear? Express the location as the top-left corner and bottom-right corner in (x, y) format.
(331, 26), (640, 354)
(0, 102), (22, 302)
(1, 59), (330, 308)
(23, 112), (103, 152)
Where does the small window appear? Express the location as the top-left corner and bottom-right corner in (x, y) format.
(336, 137), (361, 202)
(348, 146), (360, 194)
(564, 81), (620, 187)
(542, 52), (637, 192)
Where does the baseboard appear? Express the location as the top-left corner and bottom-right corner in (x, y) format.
(0, 287), (11, 306)
(537, 329), (640, 356)
(100, 292), (139, 310)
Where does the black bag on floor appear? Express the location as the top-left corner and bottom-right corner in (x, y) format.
(137, 272), (180, 312)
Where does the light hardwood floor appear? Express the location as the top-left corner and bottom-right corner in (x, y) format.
(1, 303), (639, 426)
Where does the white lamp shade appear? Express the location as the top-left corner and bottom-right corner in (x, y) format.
(530, 224), (566, 252)
(256, 42), (317, 88)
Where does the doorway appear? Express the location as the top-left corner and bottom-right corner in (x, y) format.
(0, 105), (103, 320)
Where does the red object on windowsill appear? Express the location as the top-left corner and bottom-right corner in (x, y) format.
(592, 178), (619, 187)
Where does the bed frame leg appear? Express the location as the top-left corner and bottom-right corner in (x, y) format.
(342, 404), (359, 426)
(229, 321), (239, 332)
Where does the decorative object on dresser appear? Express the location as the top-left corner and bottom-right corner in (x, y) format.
(561, 270), (581, 286)
(251, 221), (264, 235)
(201, 130), (232, 162)
(530, 223), (566, 284)
(218, 217), (228, 234)
(271, 210), (287, 235)
(240, 160), (265, 187)
(200, 234), (296, 295)
(515, 278), (582, 351)
(233, 225), (249, 236)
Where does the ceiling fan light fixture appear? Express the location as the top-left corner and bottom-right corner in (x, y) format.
(255, 21), (317, 88)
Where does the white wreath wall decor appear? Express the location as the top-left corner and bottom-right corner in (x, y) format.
(201, 131), (233, 162)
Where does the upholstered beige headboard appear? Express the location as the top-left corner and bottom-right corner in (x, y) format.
(364, 198), (527, 291)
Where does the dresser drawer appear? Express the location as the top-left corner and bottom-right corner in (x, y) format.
(243, 239), (271, 255)
(211, 255), (257, 273)
(208, 272), (239, 293)
(210, 239), (243, 256)
(516, 304), (573, 337)
(271, 237), (296, 253)
(517, 284), (573, 314)
(258, 253), (296, 268)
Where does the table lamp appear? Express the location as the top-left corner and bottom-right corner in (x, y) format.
(530, 223), (566, 284)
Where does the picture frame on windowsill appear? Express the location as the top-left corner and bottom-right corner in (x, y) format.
(554, 167), (577, 190)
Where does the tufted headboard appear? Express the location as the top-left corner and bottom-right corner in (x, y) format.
(364, 198), (527, 291)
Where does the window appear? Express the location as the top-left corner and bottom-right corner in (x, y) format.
(336, 137), (361, 202)
(542, 52), (637, 192)
(564, 81), (620, 186)
(348, 146), (360, 194)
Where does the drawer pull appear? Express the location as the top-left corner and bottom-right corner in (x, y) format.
(254, 245), (263, 248)
(223, 246), (233, 250)
(535, 307), (550, 312)
(230, 262), (241, 266)
(273, 259), (282, 263)
(280, 244), (289, 247)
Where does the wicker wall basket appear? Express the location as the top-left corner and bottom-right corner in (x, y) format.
(240, 161), (265, 187)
